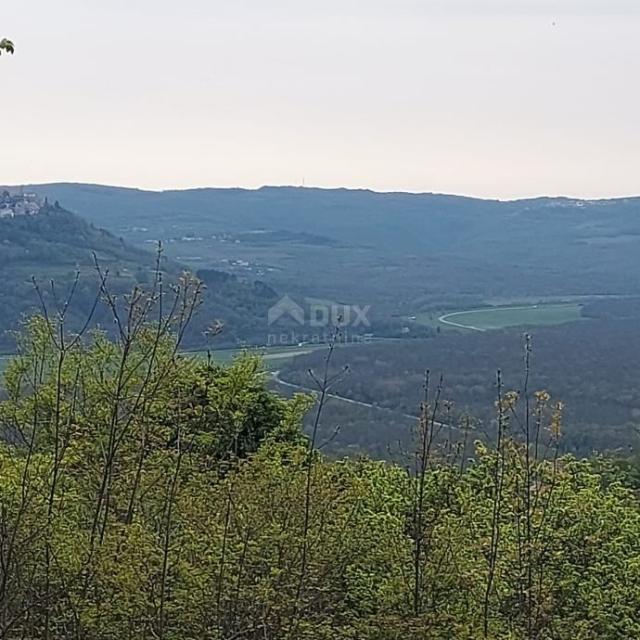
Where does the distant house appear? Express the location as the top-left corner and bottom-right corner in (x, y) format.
(0, 191), (45, 218)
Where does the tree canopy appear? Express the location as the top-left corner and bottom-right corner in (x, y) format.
(0, 278), (639, 639)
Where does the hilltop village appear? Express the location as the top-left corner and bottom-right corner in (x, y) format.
(0, 191), (46, 218)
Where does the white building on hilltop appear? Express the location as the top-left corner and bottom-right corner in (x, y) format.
(0, 191), (45, 218)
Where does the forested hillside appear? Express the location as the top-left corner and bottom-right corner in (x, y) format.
(12, 183), (640, 308)
(1, 283), (639, 639)
(0, 203), (155, 350)
(0, 202), (282, 351)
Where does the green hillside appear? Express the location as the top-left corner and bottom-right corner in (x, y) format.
(0, 204), (152, 349)
(0, 203), (279, 351)
(13, 184), (640, 313)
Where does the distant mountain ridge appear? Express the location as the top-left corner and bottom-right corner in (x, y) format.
(12, 183), (640, 259)
(8, 183), (640, 312)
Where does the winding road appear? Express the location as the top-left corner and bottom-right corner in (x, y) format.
(271, 370), (418, 420)
(271, 370), (463, 434)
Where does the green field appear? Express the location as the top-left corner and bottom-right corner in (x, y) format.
(0, 345), (325, 380)
(186, 344), (327, 368)
(436, 303), (583, 332)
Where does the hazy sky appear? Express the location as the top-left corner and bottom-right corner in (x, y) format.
(2, 1), (639, 198)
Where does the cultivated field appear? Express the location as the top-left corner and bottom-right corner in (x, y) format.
(437, 303), (583, 331)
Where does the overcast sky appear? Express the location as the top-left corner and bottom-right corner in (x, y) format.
(2, 1), (639, 199)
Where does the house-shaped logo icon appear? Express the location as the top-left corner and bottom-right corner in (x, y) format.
(268, 295), (305, 326)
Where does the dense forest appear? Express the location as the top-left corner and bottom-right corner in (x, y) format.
(279, 318), (640, 457)
(1, 275), (639, 639)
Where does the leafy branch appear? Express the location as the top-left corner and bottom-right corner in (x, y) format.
(0, 38), (15, 55)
